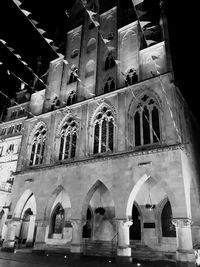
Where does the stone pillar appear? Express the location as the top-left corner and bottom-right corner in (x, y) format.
(26, 215), (36, 247)
(172, 218), (195, 263)
(2, 221), (17, 251)
(33, 220), (46, 252)
(70, 219), (84, 254)
(116, 219), (132, 260)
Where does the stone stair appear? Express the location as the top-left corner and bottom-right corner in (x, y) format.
(82, 240), (117, 257)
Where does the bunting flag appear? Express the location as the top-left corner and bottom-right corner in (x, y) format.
(7, 47), (15, 52)
(30, 19), (39, 25)
(45, 38), (53, 44)
(37, 28), (46, 35)
(102, 38), (110, 44)
(21, 9), (31, 17)
(140, 21), (152, 28)
(13, 0), (22, 7)
(146, 40), (156, 46)
(0, 61), (3, 65)
(0, 39), (7, 45)
(21, 61), (28, 66)
(15, 54), (22, 59)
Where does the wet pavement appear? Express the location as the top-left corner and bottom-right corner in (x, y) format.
(0, 250), (185, 267)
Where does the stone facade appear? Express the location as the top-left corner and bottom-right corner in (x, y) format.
(1, 0), (200, 265)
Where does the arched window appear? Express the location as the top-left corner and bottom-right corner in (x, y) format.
(67, 91), (76, 106)
(126, 68), (138, 86)
(68, 67), (78, 84)
(161, 201), (176, 237)
(133, 94), (160, 146)
(93, 106), (114, 154)
(104, 77), (115, 94)
(51, 204), (64, 234)
(59, 118), (78, 160)
(29, 125), (47, 166)
(105, 52), (115, 70)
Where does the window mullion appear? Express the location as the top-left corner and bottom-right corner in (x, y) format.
(106, 119), (109, 151)
(140, 110), (143, 146)
(99, 120), (102, 153)
(63, 134), (67, 160)
(149, 108), (153, 144)
(33, 141), (38, 165)
(69, 133), (72, 158)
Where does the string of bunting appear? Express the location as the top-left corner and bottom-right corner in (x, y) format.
(12, 0), (59, 54)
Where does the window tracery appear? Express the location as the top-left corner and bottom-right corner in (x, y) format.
(29, 124), (47, 166)
(133, 94), (160, 147)
(59, 118), (78, 160)
(93, 106), (114, 154)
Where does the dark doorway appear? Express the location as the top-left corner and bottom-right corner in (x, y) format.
(130, 204), (141, 240)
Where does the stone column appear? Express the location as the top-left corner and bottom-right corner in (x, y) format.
(2, 221), (17, 251)
(26, 215), (36, 247)
(116, 219), (133, 259)
(70, 219), (84, 254)
(33, 220), (46, 252)
(172, 218), (195, 263)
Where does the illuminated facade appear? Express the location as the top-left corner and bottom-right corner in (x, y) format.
(1, 0), (200, 265)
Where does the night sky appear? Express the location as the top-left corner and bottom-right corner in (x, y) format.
(0, 0), (198, 124)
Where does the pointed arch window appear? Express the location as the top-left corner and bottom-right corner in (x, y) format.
(133, 94), (160, 147)
(29, 125), (47, 166)
(93, 106), (114, 154)
(161, 201), (176, 237)
(59, 118), (78, 160)
(51, 204), (65, 234)
(104, 77), (115, 94)
(105, 52), (115, 70)
(126, 68), (138, 86)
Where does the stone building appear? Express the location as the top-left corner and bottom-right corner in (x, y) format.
(0, 92), (28, 241)
(1, 0), (200, 265)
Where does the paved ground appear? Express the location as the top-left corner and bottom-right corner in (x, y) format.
(0, 249), (190, 267)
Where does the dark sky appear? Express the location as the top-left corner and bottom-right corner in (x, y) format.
(0, 0), (198, 124)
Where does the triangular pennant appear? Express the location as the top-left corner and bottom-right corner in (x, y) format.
(114, 59), (121, 65)
(15, 54), (22, 59)
(45, 38), (53, 44)
(132, 0), (144, 6)
(7, 46), (15, 52)
(13, 0), (22, 6)
(51, 45), (59, 51)
(0, 61), (3, 65)
(21, 61), (28, 66)
(139, 21), (152, 28)
(30, 19), (39, 25)
(7, 70), (11, 75)
(0, 39), (7, 45)
(37, 28), (46, 35)
(65, 10), (70, 17)
(146, 40), (157, 46)
(87, 10), (97, 20)
(21, 9), (31, 17)
(93, 20), (100, 28)
(102, 38), (110, 44)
